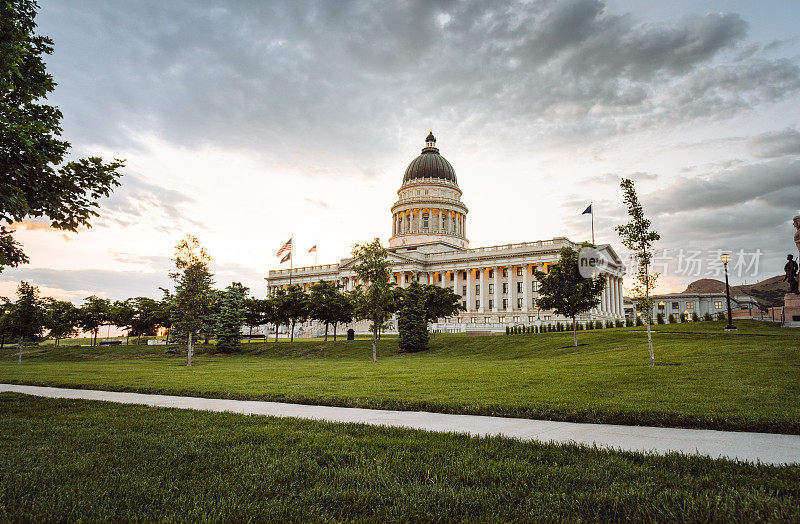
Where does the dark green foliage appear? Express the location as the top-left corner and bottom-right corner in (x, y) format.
(505, 326), (510, 335)
(76, 295), (111, 346)
(692, 312), (700, 322)
(215, 283), (246, 353)
(422, 285), (463, 321)
(704, 312), (713, 321)
(0, 1), (124, 270)
(668, 314), (675, 324)
(535, 246), (605, 347)
(2, 395), (799, 522)
(309, 281), (354, 341)
(397, 282), (428, 352)
(636, 316), (644, 326)
(282, 284), (310, 342)
(41, 297), (77, 345)
(625, 318), (633, 327)
(717, 312), (726, 321)
(656, 313), (664, 324)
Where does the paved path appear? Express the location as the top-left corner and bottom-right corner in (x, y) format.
(3, 384), (799, 466)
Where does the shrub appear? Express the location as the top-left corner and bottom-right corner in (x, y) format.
(635, 316), (644, 326)
(668, 314), (675, 324)
(704, 312), (713, 321)
(596, 321), (604, 329)
(397, 282), (429, 352)
(656, 313), (664, 324)
(692, 312), (699, 322)
(506, 326), (510, 335)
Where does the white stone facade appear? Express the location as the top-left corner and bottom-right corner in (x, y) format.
(266, 133), (626, 334)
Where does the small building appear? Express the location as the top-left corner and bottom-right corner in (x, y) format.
(625, 292), (761, 321)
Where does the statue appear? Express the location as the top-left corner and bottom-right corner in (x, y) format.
(785, 254), (799, 294)
(795, 216), (800, 259)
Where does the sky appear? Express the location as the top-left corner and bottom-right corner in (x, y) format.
(4, 0), (800, 302)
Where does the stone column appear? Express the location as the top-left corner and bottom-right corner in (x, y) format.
(507, 266), (516, 312)
(453, 270), (459, 297)
(522, 264), (530, 312)
(466, 269), (474, 312)
(618, 277), (624, 317)
(492, 266), (500, 312)
(478, 268), (487, 313)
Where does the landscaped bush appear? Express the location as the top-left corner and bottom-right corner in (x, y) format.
(635, 317), (644, 326)
(668, 314), (675, 324)
(656, 313), (664, 324)
(692, 312), (699, 322)
(704, 312), (713, 321)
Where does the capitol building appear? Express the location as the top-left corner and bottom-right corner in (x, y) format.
(267, 132), (625, 333)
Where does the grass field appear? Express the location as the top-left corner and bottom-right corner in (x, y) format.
(1, 393), (798, 522)
(1, 320), (798, 433)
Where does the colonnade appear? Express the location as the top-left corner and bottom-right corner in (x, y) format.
(392, 208), (466, 237)
(269, 267), (624, 320)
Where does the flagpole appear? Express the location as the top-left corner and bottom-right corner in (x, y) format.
(289, 233), (294, 286)
(591, 202), (595, 245)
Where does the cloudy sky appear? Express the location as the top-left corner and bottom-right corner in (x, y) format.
(5, 0), (800, 301)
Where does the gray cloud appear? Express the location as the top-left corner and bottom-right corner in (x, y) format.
(585, 172), (658, 184)
(38, 0), (800, 171)
(748, 128), (800, 158)
(97, 172), (206, 232)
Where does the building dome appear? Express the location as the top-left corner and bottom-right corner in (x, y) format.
(402, 132), (458, 184)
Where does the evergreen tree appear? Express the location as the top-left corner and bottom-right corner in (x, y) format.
(397, 281), (429, 352)
(216, 283), (246, 353)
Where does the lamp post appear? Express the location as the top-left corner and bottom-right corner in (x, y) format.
(721, 253), (737, 331)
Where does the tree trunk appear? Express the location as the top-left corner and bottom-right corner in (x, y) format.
(573, 317), (577, 347)
(646, 266), (655, 366)
(18, 335), (23, 365)
(324, 322), (329, 341)
(187, 331), (194, 366)
(275, 324), (279, 342)
(646, 318), (654, 366)
(55, 336), (60, 347)
(372, 324), (377, 363)
(333, 323), (337, 341)
(290, 321), (295, 342)
(248, 326), (253, 343)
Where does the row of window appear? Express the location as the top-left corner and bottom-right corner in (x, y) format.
(656, 300), (724, 311)
(462, 298), (538, 310)
(400, 188), (459, 200)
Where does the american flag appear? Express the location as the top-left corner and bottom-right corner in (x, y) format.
(276, 237), (292, 258)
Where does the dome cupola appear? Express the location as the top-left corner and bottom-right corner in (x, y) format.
(403, 131), (458, 184)
(390, 132), (468, 249)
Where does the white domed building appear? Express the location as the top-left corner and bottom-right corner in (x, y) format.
(267, 132), (625, 334)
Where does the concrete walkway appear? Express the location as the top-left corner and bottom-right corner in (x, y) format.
(2, 383), (799, 466)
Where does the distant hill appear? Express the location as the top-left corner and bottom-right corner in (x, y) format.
(682, 275), (787, 307)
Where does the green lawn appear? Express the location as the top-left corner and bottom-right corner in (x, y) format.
(1, 321), (798, 433)
(1, 393), (798, 522)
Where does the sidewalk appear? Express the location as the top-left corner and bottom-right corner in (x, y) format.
(2, 383), (798, 465)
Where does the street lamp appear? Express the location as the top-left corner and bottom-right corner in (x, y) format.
(721, 253), (737, 331)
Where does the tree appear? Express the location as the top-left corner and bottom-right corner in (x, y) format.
(309, 280), (353, 341)
(351, 239), (396, 363)
(215, 283), (246, 353)
(330, 290), (355, 342)
(77, 295), (111, 346)
(267, 291), (290, 342)
(154, 288), (175, 342)
(0, 0), (124, 271)
(111, 299), (136, 344)
(0, 296), (13, 348)
(282, 284), (309, 342)
(616, 178), (661, 366)
(170, 235), (214, 366)
(422, 285), (464, 322)
(41, 297), (77, 346)
(534, 246), (605, 347)
(10, 281), (43, 363)
(242, 297), (268, 342)
(397, 281), (429, 352)
(128, 296), (161, 344)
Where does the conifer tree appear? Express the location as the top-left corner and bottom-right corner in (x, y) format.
(216, 283), (246, 353)
(397, 281), (429, 352)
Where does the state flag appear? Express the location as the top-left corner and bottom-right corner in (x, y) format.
(280, 252), (291, 264)
(582, 204), (593, 215)
(308, 245), (317, 253)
